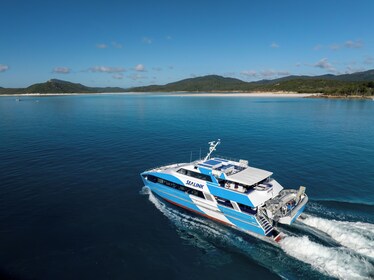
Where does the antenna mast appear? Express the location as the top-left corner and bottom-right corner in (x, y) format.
(204, 139), (221, 160)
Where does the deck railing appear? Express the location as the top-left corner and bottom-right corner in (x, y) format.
(144, 160), (199, 172)
(214, 154), (241, 162)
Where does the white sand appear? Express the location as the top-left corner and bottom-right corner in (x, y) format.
(0, 92), (320, 97)
(165, 92), (319, 97)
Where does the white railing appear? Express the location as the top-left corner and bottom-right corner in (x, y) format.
(144, 160), (198, 172)
(214, 154), (241, 162)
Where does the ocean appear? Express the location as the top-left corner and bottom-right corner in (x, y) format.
(0, 94), (373, 280)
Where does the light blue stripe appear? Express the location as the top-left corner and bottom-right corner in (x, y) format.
(217, 205), (257, 223)
(217, 205), (265, 235)
(198, 167), (212, 175)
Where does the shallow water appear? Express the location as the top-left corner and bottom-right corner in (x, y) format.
(0, 94), (373, 279)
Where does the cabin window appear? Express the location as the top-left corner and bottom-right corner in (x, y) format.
(237, 202), (257, 214)
(144, 174), (158, 183)
(177, 168), (212, 182)
(214, 196), (233, 208)
(231, 201), (241, 211)
(145, 174), (205, 199)
(204, 193), (215, 202)
(186, 189), (205, 199)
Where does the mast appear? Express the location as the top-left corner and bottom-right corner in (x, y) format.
(204, 139), (221, 160)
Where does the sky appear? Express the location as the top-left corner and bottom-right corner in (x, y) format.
(1, 0), (374, 88)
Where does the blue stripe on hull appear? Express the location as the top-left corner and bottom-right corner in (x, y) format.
(144, 181), (204, 214)
(217, 205), (265, 235)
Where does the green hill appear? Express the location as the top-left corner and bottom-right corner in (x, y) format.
(25, 79), (93, 93)
(1, 70), (374, 96)
(0, 79), (126, 94)
(126, 70), (374, 96)
(126, 75), (252, 92)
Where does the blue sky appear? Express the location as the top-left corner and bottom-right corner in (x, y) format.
(1, 0), (373, 88)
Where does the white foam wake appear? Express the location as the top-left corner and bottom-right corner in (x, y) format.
(300, 214), (374, 258)
(280, 236), (374, 280)
(141, 187), (374, 279)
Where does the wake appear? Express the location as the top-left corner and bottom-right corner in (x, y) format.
(141, 187), (374, 280)
(299, 214), (374, 259)
(280, 236), (373, 280)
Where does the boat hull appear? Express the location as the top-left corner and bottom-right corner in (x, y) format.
(143, 178), (270, 237)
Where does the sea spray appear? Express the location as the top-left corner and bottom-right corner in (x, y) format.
(280, 235), (374, 280)
(300, 214), (374, 258)
(142, 187), (374, 279)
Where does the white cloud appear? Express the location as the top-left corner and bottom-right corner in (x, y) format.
(270, 42), (279, 48)
(344, 40), (363, 49)
(259, 70), (289, 78)
(112, 41), (123, 48)
(135, 64), (146, 72)
(314, 44), (323, 50)
(329, 44), (341, 51)
(241, 69), (289, 79)
(142, 37), (152, 44)
(112, 73), (124, 79)
(52, 67), (70, 74)
(89, 66), (126, 73)
(313, 58), (336, 72)
(363, 55), (374, 65)
(345, 65), (365, 74)
(0, 64), (9, 72)
(129, 74), (147, 81)
(96, 43), (108, 49)
(241, 70), (257, 77)
(328, 40), (363, 51)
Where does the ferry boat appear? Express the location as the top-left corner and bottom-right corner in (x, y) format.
(141, 140), (308, 242)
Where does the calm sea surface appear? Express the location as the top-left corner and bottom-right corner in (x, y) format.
(0, 94), (373, 280)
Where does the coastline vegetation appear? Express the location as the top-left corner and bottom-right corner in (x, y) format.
(1, 71), (373, 97)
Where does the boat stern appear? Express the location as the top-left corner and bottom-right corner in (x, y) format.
(264, 186), (308, 225)
(277, 194), (308, 225)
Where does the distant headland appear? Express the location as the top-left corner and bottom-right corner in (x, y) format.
(1, 70), (374, 98)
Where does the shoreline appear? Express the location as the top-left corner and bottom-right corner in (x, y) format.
(165, 92), (319, 97)
(0, 92), (319, 98)
(0, 92), (373, 99)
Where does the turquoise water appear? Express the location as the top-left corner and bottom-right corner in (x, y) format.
(0, 94), (373, 279)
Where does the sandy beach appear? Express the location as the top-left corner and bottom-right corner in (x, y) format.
(0, 92), (320, 97)
(165, 92), (320, 97)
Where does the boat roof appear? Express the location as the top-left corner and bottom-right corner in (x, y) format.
(227, 166), (272, 186)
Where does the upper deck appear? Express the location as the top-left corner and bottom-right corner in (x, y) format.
(198, 157), (273, 186)
(142, 140), (285, 208)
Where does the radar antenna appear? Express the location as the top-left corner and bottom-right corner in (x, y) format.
(204, 139), (221, 160)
